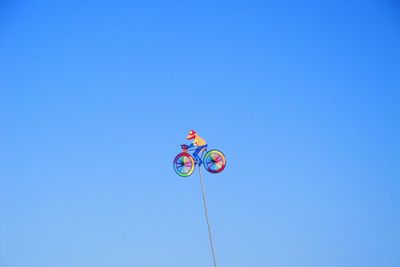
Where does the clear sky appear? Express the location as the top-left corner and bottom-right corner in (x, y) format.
(1, 0), (399, 266)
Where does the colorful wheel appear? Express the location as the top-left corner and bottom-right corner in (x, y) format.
(173, 152), (195, 177)
(203, 150), (226, 173)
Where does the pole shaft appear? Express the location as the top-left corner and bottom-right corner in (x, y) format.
(198, 167), (218, 267)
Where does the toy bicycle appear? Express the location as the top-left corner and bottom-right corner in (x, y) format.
(173, 144), (227, 177)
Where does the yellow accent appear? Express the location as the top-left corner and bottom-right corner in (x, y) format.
(193, 135), (207, 147)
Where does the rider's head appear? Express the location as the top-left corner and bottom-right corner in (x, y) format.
(186, 130), (196, 140)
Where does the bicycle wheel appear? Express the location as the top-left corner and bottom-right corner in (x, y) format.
(173, 152), (195, 177)
(203, 150), (226, 173)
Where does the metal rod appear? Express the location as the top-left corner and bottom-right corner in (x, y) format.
(198, 167), (218, 267)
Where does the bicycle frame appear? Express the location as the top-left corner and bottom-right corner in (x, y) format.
(183, 147), (208, 158)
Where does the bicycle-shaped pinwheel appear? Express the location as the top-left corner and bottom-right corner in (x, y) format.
(173, 130), (226, 267)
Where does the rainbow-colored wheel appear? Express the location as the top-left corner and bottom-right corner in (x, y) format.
(173, 152), (195, 177)
(204, 150), (226, 173)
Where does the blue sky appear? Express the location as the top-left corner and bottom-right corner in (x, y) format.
(1, 0), (399, 266)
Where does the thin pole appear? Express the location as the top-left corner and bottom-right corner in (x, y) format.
(198, 167), (218, 267)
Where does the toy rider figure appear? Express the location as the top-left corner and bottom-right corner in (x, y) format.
(186, 130), (207, 165)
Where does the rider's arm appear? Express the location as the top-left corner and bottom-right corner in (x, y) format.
(187, 143), (195, 148)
